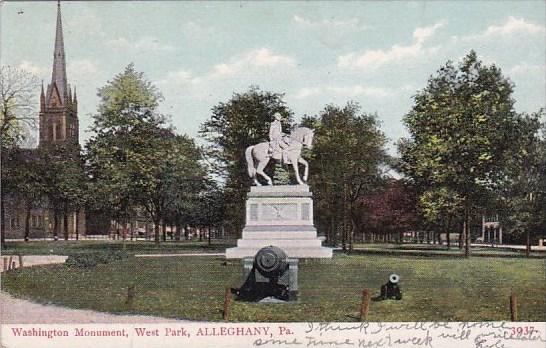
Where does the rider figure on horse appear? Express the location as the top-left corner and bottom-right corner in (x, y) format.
(269, 112), (290, 164)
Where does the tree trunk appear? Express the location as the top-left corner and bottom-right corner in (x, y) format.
(24, 203), (31, 242)
(208, 226), (212, 246)
(464, 207), (470, 258)
(0, 187), (5, 248)
(184, 225), (189, 240)
(349, 218), (356, 252)
(175, 222), (181, 241)
(75, 210), (80, 241)
(154, 220), (160, 245)
(162, 221), (167, 242)
(525, 229), (530, 257)
(63, 211), (69, 240)
(53, 212), (59, 241)
(330, 217), (336, 247)
(458, 224), (463, 249)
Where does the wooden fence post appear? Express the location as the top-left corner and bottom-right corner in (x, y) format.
(18, 255), (24, 268)
(223, 287), (232, 320)
(510, 292), (517, 321)
(360, 289), (371, 321)
(126, 285), (135, 307)
(7, 256), (13, 271)
(2, 257), (8, 272)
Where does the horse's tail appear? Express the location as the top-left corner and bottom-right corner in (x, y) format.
(245, 145), (255, 178)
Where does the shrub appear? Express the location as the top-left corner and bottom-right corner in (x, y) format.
(65, 251), (129, 268)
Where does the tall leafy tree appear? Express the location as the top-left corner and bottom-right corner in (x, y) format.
(359, 179), (420, 243)
(200, 86), (293, 235)
(303, 102), (388, 250)
(40, 143), (87, 240)
(86, 64), (165, 238)
(87, 64), (207, 244)
(399, 51), (535, 256)
(501, 115), (545, 255)
(11, 150), (47, 241)
(0, 66), (39, 247)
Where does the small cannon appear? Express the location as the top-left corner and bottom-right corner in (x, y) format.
(231, 246), (298, 302)
(373, 273), (402, 301)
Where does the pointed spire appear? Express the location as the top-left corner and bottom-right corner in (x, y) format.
(73, 86), (77, 103)
(40, 81), (46, 111)
(48, 0), (68, 104)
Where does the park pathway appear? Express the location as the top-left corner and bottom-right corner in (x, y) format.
(0, 255), (185, 324)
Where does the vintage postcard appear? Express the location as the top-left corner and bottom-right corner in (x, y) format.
(1, 1), (545, 347)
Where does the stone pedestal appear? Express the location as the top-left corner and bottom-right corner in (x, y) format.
(225, 185), (332, 258)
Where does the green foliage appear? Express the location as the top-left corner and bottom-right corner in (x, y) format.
(199, 86), (293, 234)
(86, 65), (208, 243)
(501, 117), (546, 241)
(303, 102), (388, 247)
(65, 251), (129, 268)
(399, 51), (539, 245)
(272, 162), (291, 185)
(93, 63), (163, 132)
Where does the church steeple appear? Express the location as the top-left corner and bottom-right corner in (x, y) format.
(47, 0), (68, 105)
(39, 0), (78, 147)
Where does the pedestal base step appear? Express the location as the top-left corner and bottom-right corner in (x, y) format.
(226, 246), (332, 259)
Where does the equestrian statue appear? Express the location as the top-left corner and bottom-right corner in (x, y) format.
(245, 112), (314, 186)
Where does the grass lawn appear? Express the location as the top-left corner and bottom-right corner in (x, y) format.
(2, 254), (545, 322)
(1, 240), (235, 256)
(352, 243), (546, 258)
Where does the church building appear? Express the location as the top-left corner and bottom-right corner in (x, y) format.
(4, 2), (86, 240)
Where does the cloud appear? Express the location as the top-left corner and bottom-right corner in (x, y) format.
(456, 16), (546, 42)
(337, 21), (445, 70)
(294, 85), (390, 100)
(17, 60), (48, 77)
(484, 16), (545, 36)
(413, 21), (445, 44)
(107, 36), (175, 52)
(293, 14), (364, 30)
(210, 48), (296, 78)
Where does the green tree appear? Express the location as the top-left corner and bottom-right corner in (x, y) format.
(303, 102), (388, 250)
(0, 66), (39, 247)
(87, 65), (207, 244)
(399, 51), (534, 257)
(11, 150), (48, 241)
(200, 86), (293, 235)
(86, 64), (165, 239)
(501, 115), (545, 255)
(40, 143), (87, 240)
(136, 131), (206, 244)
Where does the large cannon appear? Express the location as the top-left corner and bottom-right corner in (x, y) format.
(231, 246), (298, 302)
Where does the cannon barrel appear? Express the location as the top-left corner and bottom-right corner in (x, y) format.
(254, 246), (288, 278)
